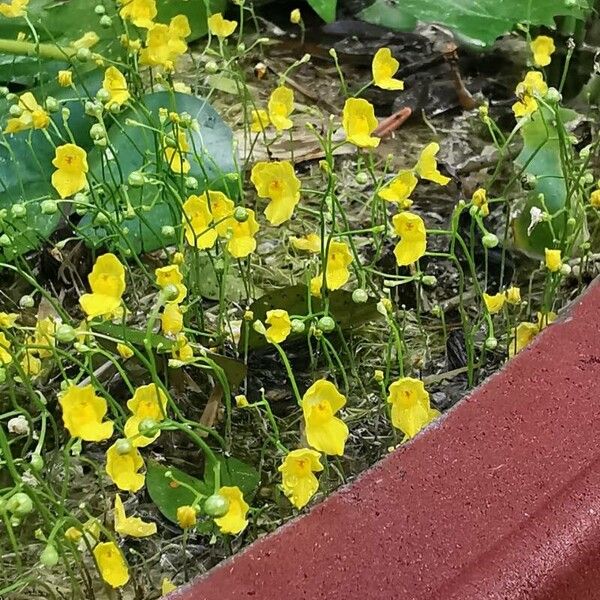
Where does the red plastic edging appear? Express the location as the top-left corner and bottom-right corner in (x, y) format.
(171, 279), (600, 600)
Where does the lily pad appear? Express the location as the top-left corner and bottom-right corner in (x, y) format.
(204, 456), (260, 499)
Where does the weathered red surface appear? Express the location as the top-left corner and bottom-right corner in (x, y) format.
(172, 280), (600, 600)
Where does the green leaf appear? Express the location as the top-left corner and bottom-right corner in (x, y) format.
(79, 91), (237, 254)
(146, 460), (210, 524)
(358, 0), (417, 31)
(204, 456), (260, 498)
(156, 0), (228, 41)
(307, 0), (337, 22)
(512, 106), (578, 258)
(240, 285), (382, 350)
(359, 0), (590, 46)
(194, 255), (248, 302)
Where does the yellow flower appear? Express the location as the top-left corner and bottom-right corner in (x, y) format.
(72, 31), (100, 50)
(51, 143), (88, 199)
(590, 190), (600, 208)
(117, 343), (134, 359)
(140, 15), (190, 70)
(472, 188), (489, 217)
(79, 253), (126, 319)
(182, 194), (218, 249)
(4, 92), (49, 134)
(102, 66), (130, 107)
(235, 394), (249, 408)
(505, 286), (521, 305)
(512, 94), (539, 118)
(155, 264), (187, 304)
(20, 351), (41, 376)
(378, 171), (417, 206)
(214, 486), (249, 534)
(310, 240), (353, 296)
(0, 332), (11, 364)
(124, 383), (168, 447)
(392, 212), (426, 266)
(0, 312), (18, 328)
(171, 335), (194, 362)
(250, 109), (270, 133)
(290, 233), (321, 253)
(531, 35), (555, 67)
(205, 190), (235, 235)
(207, 12), (237, 38)
(164, 129), (190, 173)
(290, 8), (301, 24)
(93, 542), (130, 588)
(31, 316), (56, 358)
(264, 309), (292, 344)
(161, 303), (184, 336)
(227, 209), (260, 258)
(161, 578), (177, 596)
(545, 248), (562, 272)
(387, 377), (439, 438)
(278, 448), (323, 509)
(483, 292), (505, 314)
(58, 70), (73, 87)
(0, 0), (28, 17)
(508, 321), (539, 357)
(114, 494), (157, 537)
(537, 311), (556, 329)
(59, 384), (114, 442)
(106, 441), (145, 492)
(372, 47), (404, 91)
(414, 142), (450, 185)
(176, 505), (197, 529)
(513, 71), (548, 117)
(267, 86), (294, 131)
(301, 379), (348, 456)
(250, 160), (301, 225)
(342, 98), (379, 148)
(118, 0), (157, 28)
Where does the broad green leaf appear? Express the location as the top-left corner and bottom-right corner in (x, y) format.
(360, 0), (590, 46)
(240, 285), (381, 350)
(194, 254), (248, 302)
(156, 0), (228, 41)
(146, 460), (210, 524)
(0, 72), (102, 257)
(79, 91), (237, 254)
(512, 106), (578, 258)
(358, 0), (417, 31)
(307, 0), (337, 22)
(204, 456), (260, 498)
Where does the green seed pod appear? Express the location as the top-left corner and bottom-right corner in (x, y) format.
(45, 96), (60, 113)
(161, 225), (175, 238)
(94, 4), (106, 14)
(55, 324), (76, 343)
(355, 172), (369, 185)
(185, 176), (198, 190)
(7, 492), (34, 516)
(41, 200), (58, 215)
(115, 438), (133, 455)
(127, 171), (145, 187)
(0, 234), (11, 247)
(291, 319), (305, 334)
(9, 104), (23, 117)
(11, 204), (26, 218)
(30, 453), (44, 472)
(203, 494), (230, 517)
(161, 283), (179, 302)
(19, 295), (35, 308)
(318, 316), (336, 332)
(482, 233), (499, 248)
(40, 544), (59, 567)
(138, 418), (159, 437)
(234, 206), (249, 223)
(352, 288), (368, 303)
(76, 48), (92, 62)
(99, 15), (112, 28)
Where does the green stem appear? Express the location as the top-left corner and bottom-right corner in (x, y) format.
(0, 38), (76, 61)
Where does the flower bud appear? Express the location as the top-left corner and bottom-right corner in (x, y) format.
(545, 87), (562, 103)
(94, 4), (106, 14)
(161, 225), (175, 238)
(161, 283), (179, 302)
(30, 453), (44, 472)
(203, 494), (230, 517)
(185, 176), (198, 190)
(9, 104), (22, 117)
(99, 15), (112, 28)
(138, 418), (159, 437)
(0, 234), (11, 247)
(89, 123), (105, 140)
(176, 505), (197, 529)
(560, 263), (572, 276)
(421, 275), (437, 287)
(290, 8), (301, 24)
(45, 96), (60, 112)
(205, 61), (219, 74)
(234, 206), (249, 222)
(373, 369), (384, 382)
